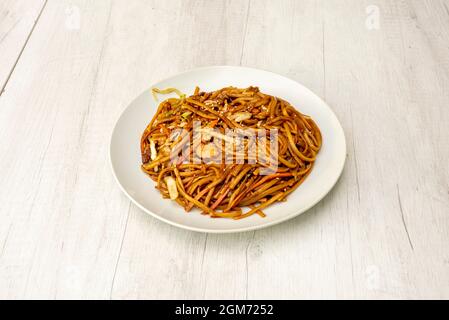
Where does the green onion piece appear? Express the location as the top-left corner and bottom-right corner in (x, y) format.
(181, 111), (192, 119)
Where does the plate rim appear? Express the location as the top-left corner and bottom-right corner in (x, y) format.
(109, 65), (347, 234)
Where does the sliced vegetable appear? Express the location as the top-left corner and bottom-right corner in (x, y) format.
(232, 112), (252, 122)
(150, 139), (157, 161)
(198, 129), (234, 143)
(164, 176), (179, 200)
(181, 111), (192, 119)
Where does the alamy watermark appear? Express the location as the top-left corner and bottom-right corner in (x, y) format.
(166, 121), (279, 175)
(65, 5), (81, 31)
(365, 5), (380, 30)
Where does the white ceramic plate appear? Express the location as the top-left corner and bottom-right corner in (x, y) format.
(110, 66), (346, 233)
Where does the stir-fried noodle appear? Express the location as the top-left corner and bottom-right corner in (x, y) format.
(141, 86), (322, 219)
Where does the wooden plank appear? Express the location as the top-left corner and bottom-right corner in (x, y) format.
(0, 0), (123, 299)
(0, 0), (47, 95)
(318, 0), (449, 299)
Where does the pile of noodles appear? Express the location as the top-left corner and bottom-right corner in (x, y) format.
(141, 86), (322, 219)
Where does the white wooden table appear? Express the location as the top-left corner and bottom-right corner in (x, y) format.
(0, 0), (448, 300)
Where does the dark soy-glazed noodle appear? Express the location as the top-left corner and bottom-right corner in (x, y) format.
(141, 86), (322, 219)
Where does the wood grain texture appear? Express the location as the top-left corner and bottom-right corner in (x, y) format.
(0, 0), (448, 299)
(0, 0), (47, 95)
